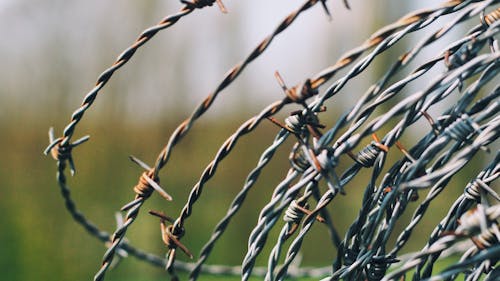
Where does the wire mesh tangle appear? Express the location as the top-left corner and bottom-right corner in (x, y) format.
(44, 0), (499, 280)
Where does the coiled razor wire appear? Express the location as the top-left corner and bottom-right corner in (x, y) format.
(44, 0), (499, 280)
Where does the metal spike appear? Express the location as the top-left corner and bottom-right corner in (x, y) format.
(320, 0), (332, 21)
(143, 174), (173, 201)
(129, 155), (151, 171)
(72, 135), (90, 147)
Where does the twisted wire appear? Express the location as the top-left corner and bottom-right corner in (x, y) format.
(388, 93), (500, 259)
(242, 170), (320, 280)
(170, 3), (498, 274)
(97, 0), (335, 279)
(265, 184), (324, 281)
(308, 0), (485, 93)
(242, 4), (500, 278)
(151, 0), (331, 178)
(383, 205), (500, 281)
(43, 0), (500, 280)
(356, 81), (498, 280)
(51, 153), (281, 277)
(44, 2), (221, 280)
(316, 0), (497, 149)
(278, 25), (500, 280)
(188, 129), (290, 280)
(53, 2), (219, 149)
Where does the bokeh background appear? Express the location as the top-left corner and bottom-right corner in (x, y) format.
(0, 0), (494, 280)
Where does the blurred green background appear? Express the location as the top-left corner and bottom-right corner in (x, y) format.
(0, 0), (493, 280)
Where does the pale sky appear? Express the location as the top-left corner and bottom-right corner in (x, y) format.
(0, 0), (467, 122)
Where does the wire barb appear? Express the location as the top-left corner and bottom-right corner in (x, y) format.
(44, 127), (89, 176)
(150, 210), (193, 263)
(180, 0), (227, 13)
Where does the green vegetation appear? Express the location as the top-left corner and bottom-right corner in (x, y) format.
(0, 117), (470, 281)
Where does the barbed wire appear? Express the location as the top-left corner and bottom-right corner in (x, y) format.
(240, 2), (499, 278)
(45, 0), (342, 280)
(44, 0), (499, 280)
(183, 2), (500, 279)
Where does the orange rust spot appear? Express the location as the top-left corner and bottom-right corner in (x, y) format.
(368, 36), (383, 47)
(339, 56), (353, 67)
(399, 52), (409, 64)
(203, 96), (213, 108)
(311, 77), (325, 89)
(400, 14), (421, 25)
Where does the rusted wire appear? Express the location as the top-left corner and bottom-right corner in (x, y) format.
(44, 0), (500, 280)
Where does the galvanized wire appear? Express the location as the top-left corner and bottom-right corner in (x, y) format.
(182, 2), (500, 278)
(44, 0), (499, 280)
(46, 0), (335, 279)
(240, 2), (499, 277)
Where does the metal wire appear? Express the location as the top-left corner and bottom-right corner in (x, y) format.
(45, 0), (499, 280)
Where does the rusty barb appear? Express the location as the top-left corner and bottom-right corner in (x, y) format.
(347, 133), (388, 168)
(180, 0), (227, 13)
(482, 7), (500, 26)
(120, 156), (172, 212)
(149, 210), (194, 265)
(267, 107), (326, 139)
(267, 71), (326, 139)
(44, 127), (89, 176)
(274, 71), (319, 105)
(454, 204), (500, 250)
(284, 200), (326, 237)
(44, 1), (500, 280)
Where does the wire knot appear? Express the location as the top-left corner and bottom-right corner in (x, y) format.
(355, 141), (385, 168)
(181, 0), (226, 13)
(44, 127), (89, 176)
(284, 200), (324, 236)
(128, 156), (173, 203)
(309, 149), (334, 173)
(274, 71), (318, 104)
(163, 225), (184, 250)
(285, 114), (306, 134)
(365, 255), (399, 281)
(134, 170), (158, 199)
(348, 134), (388, 167)
(464, 178), (484, 202)
(305, 147), (345, 194)
(482, 7), (500, 26)
(285, 79), (318, 104)
(289, 143), (310, 172)
(149, 210), (193, 262)
(284, 109), (324, 136)
(458, 205), (499, 232)
(283, 200), (307, 223)
(52, 142), (72, 161)
(455, 205), (500, 250)
(444, 114), (481, 143)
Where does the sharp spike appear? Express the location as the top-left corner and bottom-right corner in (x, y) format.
(72, 135), (90, 147)
(274, 71), (288, 92)
(216, 0), (227, 13)
(143, 174), (173, 201)
(129, 155), (151, 171)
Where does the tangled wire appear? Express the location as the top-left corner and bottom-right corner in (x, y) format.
(45, 0), (499, 280)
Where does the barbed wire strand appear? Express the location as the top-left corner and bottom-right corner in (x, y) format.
(48, 1), (224, 151)
(239, 2), (499, 277)
(43, 0), (500, 280)
(272, 40), (498, 278)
